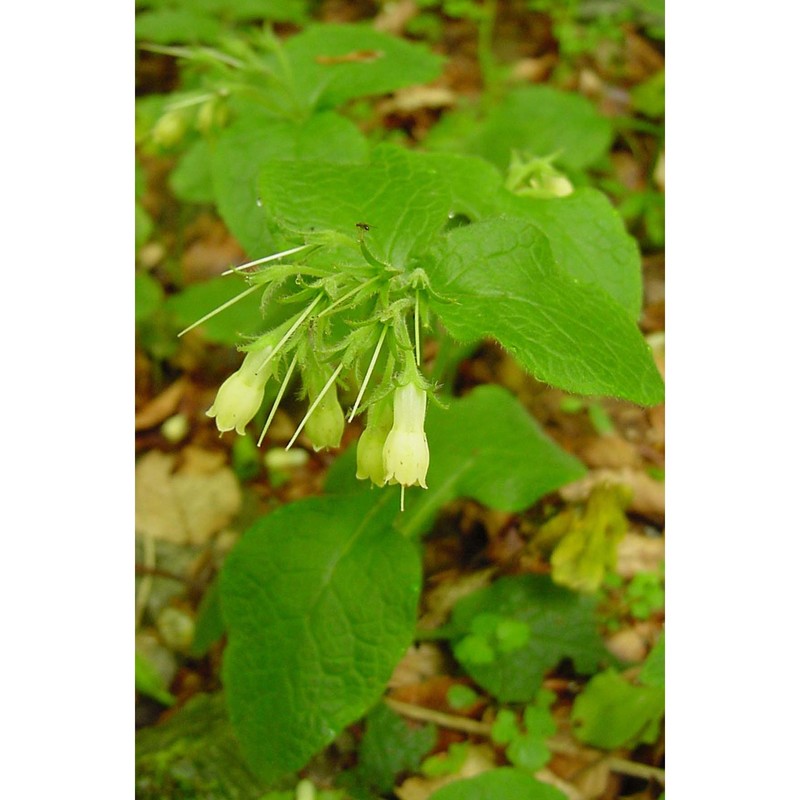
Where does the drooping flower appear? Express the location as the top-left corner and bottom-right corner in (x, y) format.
(301, 362), (345, 452)
(356, 395), (393, 486)
(206, 346), (275, 435)
(383, 378), (429, 489)
(305, 380), (345, 451)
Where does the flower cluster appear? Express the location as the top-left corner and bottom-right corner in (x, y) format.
(185, 237), (433, 507)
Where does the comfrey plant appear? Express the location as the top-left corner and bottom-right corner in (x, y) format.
(182, 142), (664, 515)
(174, 142), (664, 784)
(185, 225), (436, 509)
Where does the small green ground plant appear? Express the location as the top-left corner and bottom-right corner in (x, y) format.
(136, 5), (664, 797)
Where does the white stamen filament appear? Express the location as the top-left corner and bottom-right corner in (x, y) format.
(348, 325), (387, 422)
(165, 92), (217, 112)
(285, 363), (344, 450)
(257, 353), (298, 447)
(221, 244), (311, 276)
(414, 290), (421, 367)
(401, 485), (405, 512)
(177, 283), (260, 337)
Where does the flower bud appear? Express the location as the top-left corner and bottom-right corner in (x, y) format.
(305, 383), (344, 451)
(302, 364), (345, 452)
(151, 110), (187, 149)
(383, 381), (429, 488)
(206, 347), (274, 435)
(356, 397), (393, 486)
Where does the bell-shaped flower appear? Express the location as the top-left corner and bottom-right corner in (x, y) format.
(206, 346), (274, 435)
(356, 396), (393, 487)
(299, 361), (345, 452)
(383, 380), (429, 489)
(305, 383), (345, 451)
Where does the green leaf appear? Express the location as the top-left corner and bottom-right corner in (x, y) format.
(135, 651), (176, 707)
(420, 742), (469, 777)
(639, 633), (665, 689)
(446, 684), (478, 709)
(192, 0), (309, 23)
(212, 110), (369, 256)
(507, 735), (551, 772)
(136, 202), (154, 251)
(136, 9), (224, 44)
(415, 152), (643, 318)
(135, 272), (164, 323)
(260, 143), (452, 267)
(398, 385), (586, 538)
(165, 275), (265, 344)
(219, 492), (422, 783)
(630, 69), (665, 118)
(170, 138), (216, 204)
(447, 575), (608, 702)
(426, 86), (613, 171)
(507, 704), (556, 771)
(427, 768), (568, 800)
(414, 153), (643, 318)
(490, 709), (518, 745)
(136, 692), (269, 800)
(189, 577), (225, 657)
(282, 24), (444, 111)
(571, 668), (665, 749)
(354, 704), (436, 793)
(500, 188), (643, 318)
(428, 217), (664, 405)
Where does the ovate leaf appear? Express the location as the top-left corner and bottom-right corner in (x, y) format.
(170, 138), (215, 204)
(260, 144), (452, 267)
(135, 9), (223, 44)
(282, 24), (444, 111)
(428, 217), (664, 405)
(571, 668), (665, 749)
(219, 492), (422, 783)
(501, 188), (643, 318)
(353, 704), (436, 793)
(447, 575), (608, 702)
(400, 152), (644, 318)
(638, 633), (665, 689)
(426, 86), (613, 171)
(213, 109), (368, 256)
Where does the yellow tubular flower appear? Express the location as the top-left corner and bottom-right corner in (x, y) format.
(383, 381), (429, 489)
(356, 396), (393, 486)
(206, 347), (274, 435)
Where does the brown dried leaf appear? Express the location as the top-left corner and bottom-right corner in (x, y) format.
(577, 435), (641, 470)
(373, 0), (419, 34)
(377, 86), (457, 115)
(389, 644), (449, 689)
(419, 567), (496, 630)
(604, 627), (649, 664)
(135, 378), (187, 430)
(135, 448), (242, 545)
(615, 533), (665, 578)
